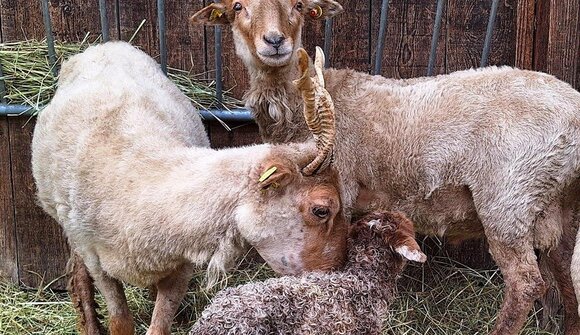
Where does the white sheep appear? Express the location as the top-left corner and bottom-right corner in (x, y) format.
(191, 1), (580, 333)
(190, 211), (426, 335)
(31, 41), (350, 335)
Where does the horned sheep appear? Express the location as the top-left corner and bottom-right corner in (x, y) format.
(190, 211), (426, 335)
(31, 41), (350, 335)
(191, 1), (580, 333)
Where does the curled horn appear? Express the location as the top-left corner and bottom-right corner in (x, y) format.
(293, 46), (336, 176)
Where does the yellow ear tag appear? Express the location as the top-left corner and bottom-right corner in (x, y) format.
(210, 8), (224, 21)
(259, 166), (278, 183)
(309, 5), (323, 18)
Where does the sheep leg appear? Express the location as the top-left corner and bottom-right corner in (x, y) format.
(67, 253), (106, 335)
(91, 271), (134, 335)
(544, 224), (580, 333)
(487, 237), (546, 335)
(146, 264), (193, 335)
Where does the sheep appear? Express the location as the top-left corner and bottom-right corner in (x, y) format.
(189, 211), (427, 335)
(191, 1), (580, 334)
(30, 41), (351, 335)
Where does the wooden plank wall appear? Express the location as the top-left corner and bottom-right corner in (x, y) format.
(0, 0), (578, 288)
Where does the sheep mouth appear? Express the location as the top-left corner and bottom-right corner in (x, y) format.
(258, 48), (292, 67)
(257, 51), (293, 67)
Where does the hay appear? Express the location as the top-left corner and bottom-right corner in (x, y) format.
(0, 253), (563, 335)
(0, 37), (243, 115)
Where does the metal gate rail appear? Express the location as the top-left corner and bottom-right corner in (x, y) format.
(0, 0), (500, 120)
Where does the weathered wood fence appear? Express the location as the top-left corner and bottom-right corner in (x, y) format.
(0, 0), (578, 289)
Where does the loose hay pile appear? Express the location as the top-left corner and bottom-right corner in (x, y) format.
(0, 38), (243, 114)
(0, 253), (562, 335)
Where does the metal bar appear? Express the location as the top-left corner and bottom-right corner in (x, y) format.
(0, 62), (6, 104)
(0, 104), (254, 122)
(157, 0), (167, 75)
(323, 18), (333, 68)
(199, 109), (253, 122)
(99, 0), (109, 42)
(427, 0), (445, 76)
(373, 0), (390, 75)
(480, 0), (500, 67)
(214, 26), (224, 106)
(40, 0), (58, 77)
(115, 0), (121, 39)
(0, 104), (35, 116)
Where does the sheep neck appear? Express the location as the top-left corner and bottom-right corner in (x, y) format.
(244, 56), (311, 144)
(171, 147), (267, 272)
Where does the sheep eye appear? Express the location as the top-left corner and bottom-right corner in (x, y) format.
(233, 2), (243, 11)
(312, 206), (330, 219)
(296, 2), (304, 11)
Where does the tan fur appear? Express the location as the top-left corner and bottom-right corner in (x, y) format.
(192, 1), (580, 333)
(31, 41), (349, 334)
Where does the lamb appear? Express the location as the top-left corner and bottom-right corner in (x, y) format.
(189, 211), (426, 335)
(30, 41), (351, 335)
(191, 2), (580, 334)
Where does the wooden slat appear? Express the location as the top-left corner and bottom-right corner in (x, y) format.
(118, 0), (159, 57)
(206, 25), (250, 99)
(47, 0), (117, 42)
(165, 0), (206, 73)
(515, 0), (536, 69)
(371, 0), (446, 79)
(9, 117), (69, 289)
(0, 117), (18, 283)
(446, 0), (517, 72)
(326, 0), (371, 72)
(547, 0), (579, 88)
(301, 19), (326, 59)
(0, 0), (45, 41)
(533, 0), (550, 73)
(209, 123), (262, 149)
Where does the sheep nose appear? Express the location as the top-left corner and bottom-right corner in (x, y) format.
(263, 32), (286, 49)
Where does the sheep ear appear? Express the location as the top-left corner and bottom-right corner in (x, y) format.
(382, 212), (427, 263)
(304, 0), (343, 20)
(257, 163), (295, 191)
(190, 3), (231, 26)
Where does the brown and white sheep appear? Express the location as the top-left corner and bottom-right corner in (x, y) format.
(31, 41), (350, 335)
(191, 1), (580, 333)
(189, 211), (426, 335)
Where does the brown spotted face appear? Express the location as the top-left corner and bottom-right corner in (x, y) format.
(190, 0), (343, 68)
(235, 157), (348, 275)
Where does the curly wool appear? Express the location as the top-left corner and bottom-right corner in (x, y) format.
(190, 212), (408, 335)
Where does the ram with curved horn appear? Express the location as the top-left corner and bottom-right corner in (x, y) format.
(31, 41), (352, 335)
(192, 1), (580, 333)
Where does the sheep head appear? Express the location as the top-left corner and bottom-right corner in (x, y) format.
(236, 144), (348, 275)
(351, 212), (427, 265)
(190, 0), (343, 68)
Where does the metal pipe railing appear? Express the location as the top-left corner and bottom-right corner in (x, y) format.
(3, 1), (500, 124)
(427, 0), (446, 76)
(40, 0), (58, 77)
(99, 0), (110, 42)
(481, 0), (500, 67)
(157, 0), (168, 75)
(0, 62), (6, 104)
(373, 0), (390, 75)
(0, 103), (252, 122)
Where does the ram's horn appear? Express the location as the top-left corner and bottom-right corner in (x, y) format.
(292, 46), (336, 176)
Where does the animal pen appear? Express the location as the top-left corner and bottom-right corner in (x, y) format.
(0, 0), (578, 293)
